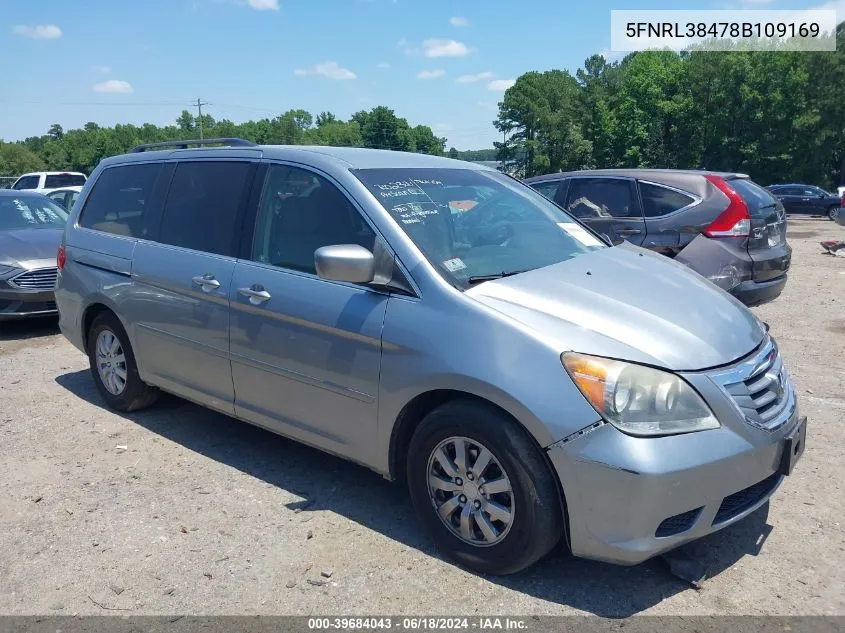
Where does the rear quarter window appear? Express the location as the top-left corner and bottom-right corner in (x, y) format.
(639, 182), (695, 217)
(78, 163), (163, 238)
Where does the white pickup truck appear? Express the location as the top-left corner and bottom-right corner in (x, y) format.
(11, 171), (87, 195)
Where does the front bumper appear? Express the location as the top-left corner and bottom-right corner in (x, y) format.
(0, 288), (57, 320)
(547, 344), (804, 566)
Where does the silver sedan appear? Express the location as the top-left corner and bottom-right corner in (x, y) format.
(0, 190), (67, 320)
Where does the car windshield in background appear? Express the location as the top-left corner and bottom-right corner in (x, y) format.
(354, 168), (605, 288)
(44, 174), (85, 189)
(729, 178), (779, 217)
(0, 195), (68, 230)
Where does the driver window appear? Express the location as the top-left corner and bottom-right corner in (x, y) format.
(251, 164), (376, 275)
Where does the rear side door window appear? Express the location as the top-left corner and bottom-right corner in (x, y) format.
(564, 177), (645, 245)
(78, 163), (163, 238)
(158, 161), (254, 257)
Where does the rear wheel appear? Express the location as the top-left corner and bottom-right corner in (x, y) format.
(87, 312), (158, 412)
(828, 206), (840, 221)
(406, 400), (563, 575)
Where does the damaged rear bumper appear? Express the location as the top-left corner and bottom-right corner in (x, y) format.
(730, 275), (788, 307)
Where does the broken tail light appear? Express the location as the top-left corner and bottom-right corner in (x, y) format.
(703, 175), (751, 238)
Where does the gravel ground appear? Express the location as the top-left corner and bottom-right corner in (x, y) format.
(0, 218), (843, 617)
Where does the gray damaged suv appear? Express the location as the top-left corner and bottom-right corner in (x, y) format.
(525, 169), (791, 307)
(56, 140), (806, 574)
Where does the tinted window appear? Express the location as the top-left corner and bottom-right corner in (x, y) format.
(0, 194), (68, 230)
(565, 178), (639, 219)
(354, 168), (603, 289)
(13, 176), (40, 190)
(44, 174), (86, 188)
(79, 163), (162, 237)
(639, 182), (695, 218)
(252, 164), (376, 274)
(158, 161), (252, 257)
(530, 181), (561, 201)
(727, 178), (779, 218)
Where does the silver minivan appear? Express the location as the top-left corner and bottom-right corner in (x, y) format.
(55, 139), (806, 574)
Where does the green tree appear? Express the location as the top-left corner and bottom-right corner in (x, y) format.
(0, 143), (45, 176)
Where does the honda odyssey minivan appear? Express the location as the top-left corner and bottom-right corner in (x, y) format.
(55, 140), (806, 574)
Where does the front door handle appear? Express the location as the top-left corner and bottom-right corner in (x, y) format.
(238, 285), (272, 305)
(192, 274), (221, 292)
(617, 229), (642, 236)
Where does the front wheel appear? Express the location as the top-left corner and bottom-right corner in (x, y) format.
(828, 206), (840, 221)
(406, 400), (564, 575)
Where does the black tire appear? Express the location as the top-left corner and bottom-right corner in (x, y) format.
(87, 312), (158, 412)
(406, 399), (563, 575)
(828, 206), (840, 221)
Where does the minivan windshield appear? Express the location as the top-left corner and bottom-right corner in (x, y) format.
(0, 195), (68, 230)
(354, 168), (605, 288)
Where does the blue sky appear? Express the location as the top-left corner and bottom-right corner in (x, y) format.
(0, 0), (841, 149)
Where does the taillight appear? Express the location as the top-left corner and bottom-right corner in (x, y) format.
(57, 244), (66, 271)
(703, 175), (750, 238)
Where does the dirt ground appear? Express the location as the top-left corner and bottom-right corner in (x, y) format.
(0, 218), (843, 617)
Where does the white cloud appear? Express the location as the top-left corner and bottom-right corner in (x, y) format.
(422, 39), (470, 57)
(456, 71), (494, 83)
(94, 65), (112, 74)
(450, 16), (469, 27)
(245, 0), (279, 9)
(92, 80), (134, 94)
(294, 61), (357, 80)
(13, 24), (62, 40)
(417, 69), (446, 80)
(377, 62), (391, 69)
(487, 79), (515, 92)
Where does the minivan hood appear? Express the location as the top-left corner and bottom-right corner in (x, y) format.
(466, 243), (765, 371)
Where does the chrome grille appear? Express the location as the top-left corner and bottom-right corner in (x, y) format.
(709, 338), (795, 431)
(9, 267), (58, 290)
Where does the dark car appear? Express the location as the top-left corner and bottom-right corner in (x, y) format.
(524, 169), (791, 307)
(766, 184), (841, 221)
(0, 190), (68, 319)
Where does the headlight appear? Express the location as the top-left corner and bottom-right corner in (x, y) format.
(561, 352), (720, 437)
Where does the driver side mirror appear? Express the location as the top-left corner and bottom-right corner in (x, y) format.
(314, 244), (375, 284)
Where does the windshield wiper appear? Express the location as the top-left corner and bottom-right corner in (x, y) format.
(467, 270), (529, 285)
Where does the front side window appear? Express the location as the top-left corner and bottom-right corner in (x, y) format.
(44, 174), (86, 189)
(79, 163), (162, 238)
(13, 175), (40, 190)
(639, 182), (695, 218)
(252, 164), (376, 274)
(354, 168), (603, 289)
(158, 161), (253, 256)
(564, 178), (639, 219)
(0, 195), (68, 230)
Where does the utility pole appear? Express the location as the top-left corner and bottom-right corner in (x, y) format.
(195, 97), (210, 140)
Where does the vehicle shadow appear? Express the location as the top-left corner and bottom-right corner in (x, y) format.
(56, 368), (774, 617)
(0, 317), (60, 352)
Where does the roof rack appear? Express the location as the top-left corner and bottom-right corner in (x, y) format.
(130, 138), (258, 153)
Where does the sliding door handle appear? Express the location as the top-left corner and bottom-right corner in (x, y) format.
(238, 286), (271, 305)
